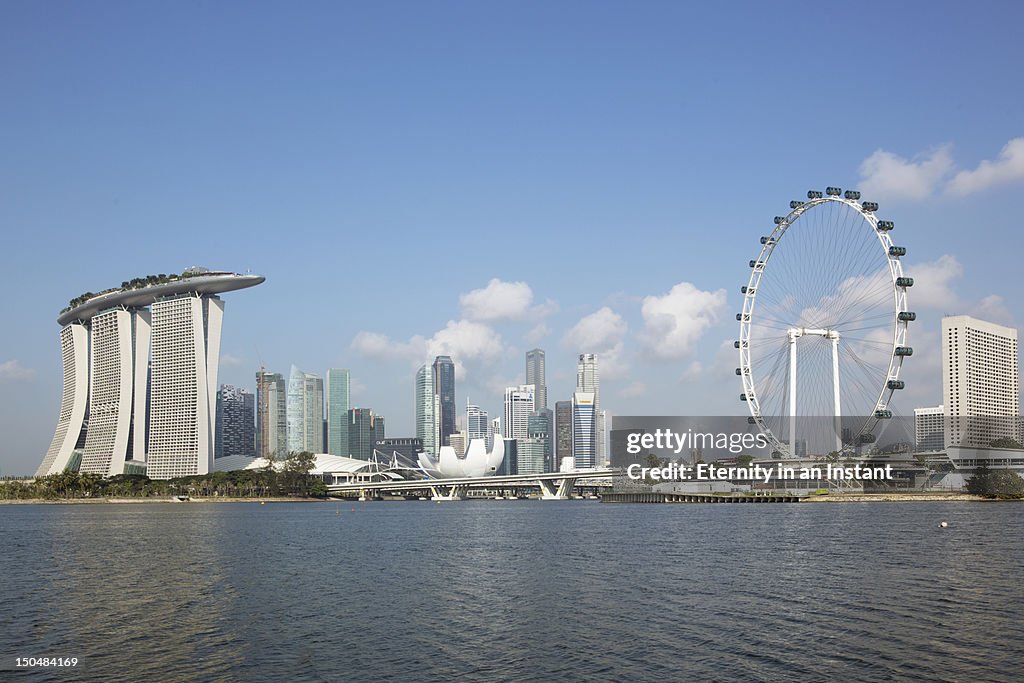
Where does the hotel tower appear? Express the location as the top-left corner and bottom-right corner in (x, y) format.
(37, 268), (264, 479)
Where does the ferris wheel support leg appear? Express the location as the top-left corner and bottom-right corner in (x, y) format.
(831, 334), (842, 454)
(789, 331), (798, 457)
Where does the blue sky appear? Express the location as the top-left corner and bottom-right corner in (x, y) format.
(2, 1), (1022, 474)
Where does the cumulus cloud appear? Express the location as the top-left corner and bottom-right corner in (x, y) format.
(351, 320), (507, 383)
(351, 331), (410, 360)
(426, 320), (506, 365)
(0, 360), (35, 382)
(947, 137), (1024, 196)
(858, 145), (954, 201)
(639, 282), (727, 360)
(907, 255), (964, 310)
(458, 278), (556, 322)
(562, 306), (628, 378)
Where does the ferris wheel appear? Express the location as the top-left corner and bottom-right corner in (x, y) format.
(737, 187), (913, 457)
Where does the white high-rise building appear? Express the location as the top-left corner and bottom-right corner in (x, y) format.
(942, 316), (1019, 449)
(576, 353), (606, 466)
(287, 365), (324, 454)
(38, 323), (90, 476)
(504, 385), (536, 441)
(914, 405), (945, 452)
(416, 364), (440, 455)
(572, 391), (596, 469)
(526, 348), (547, 410)
(147, 294), (224, 479)
(78, 308), (150, 476)
(37, 270), (264, 479)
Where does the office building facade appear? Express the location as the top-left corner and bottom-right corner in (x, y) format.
(526, 348), (547, 410)
(327, 368), (351, 456)
(287, 365), (324, 454)
(503, 385), (535, 441)
(576, 353), (606, 466)
(572, 391), (596, 469)
(256, 371), (288, 461)
(416, 364), (440, 455)
(432, 355), (456, 446)
(914, 405), (945, 452)
(215, 384), (255, 458)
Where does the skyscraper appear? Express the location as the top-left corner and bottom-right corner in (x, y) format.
(942, 316), (1019, 449)
(327, 368), (351, 456)
(914, 405), (945, 452)
(77, 308), (150, 477)
(37, 269), (264, 479)
(287, 365), (324, 454)
(572, 391), (596, 469)
(348, 408), (383, 460)
(416, 364), (439, 455)
(555, 400), (573, 465)
(466, 402), (489, 448)
(256, 370), (288, 461)
(528, 409), (553, 472)
(576, 353), (606, 466)
(432, 355), (456, 446)
(215, 384), (255, 458)
(526, 348), (547, 410)
(503, 385), (536, 441)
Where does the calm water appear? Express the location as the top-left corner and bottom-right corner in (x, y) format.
(1, 501), (1022, 682)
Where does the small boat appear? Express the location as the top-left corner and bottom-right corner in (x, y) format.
(171, 495), (191, 502)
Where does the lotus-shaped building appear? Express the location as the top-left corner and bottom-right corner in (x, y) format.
(418, 435), (504, 478)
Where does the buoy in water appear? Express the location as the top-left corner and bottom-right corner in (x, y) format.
(939, 521), (948, 528)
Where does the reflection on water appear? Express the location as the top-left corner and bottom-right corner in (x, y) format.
(2, 501), (1022, 681)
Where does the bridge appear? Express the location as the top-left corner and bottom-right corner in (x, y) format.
(326, 469), (618, 501)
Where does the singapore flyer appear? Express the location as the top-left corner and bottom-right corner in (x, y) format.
(738, 187), (914, 457)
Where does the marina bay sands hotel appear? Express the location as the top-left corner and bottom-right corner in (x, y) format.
(36, 268), (264, 479)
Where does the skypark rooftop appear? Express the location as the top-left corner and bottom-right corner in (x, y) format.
(57, 269), (264, 325)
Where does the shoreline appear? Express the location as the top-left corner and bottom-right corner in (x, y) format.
(800, 492), (993, 502)
(0, 496), (329, 505)
(1, 492), (1012, 504)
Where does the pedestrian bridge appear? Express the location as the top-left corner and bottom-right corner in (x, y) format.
(326, 469), (618, 501)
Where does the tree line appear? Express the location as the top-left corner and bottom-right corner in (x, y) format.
(0, 452), (326, 500)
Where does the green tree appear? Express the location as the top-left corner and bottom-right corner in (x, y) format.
(735, 455), (754, 468)
(989, 437), (1024, 450)
(283, 451), (317, 496)
(967, 462), (1024, 499)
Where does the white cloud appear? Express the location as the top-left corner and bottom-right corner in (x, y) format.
(524, 322), (551, 344)
(975, 294), (1014, 325)
(858, 145), (954, 201)
(679, 360), (703, 383)
(947, 137), (1024, 196)
(0, 360), (35, 382)
(220, 353), (244, 367)
(458, 278), (557, 322)
(351, 320), (508, 384)
(639, 282), (727, 360)
(351, 331), (414, 360)
(425, 320), (506, 365)
(562, 306), (628, 378)
(908, 255), (964, 310)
